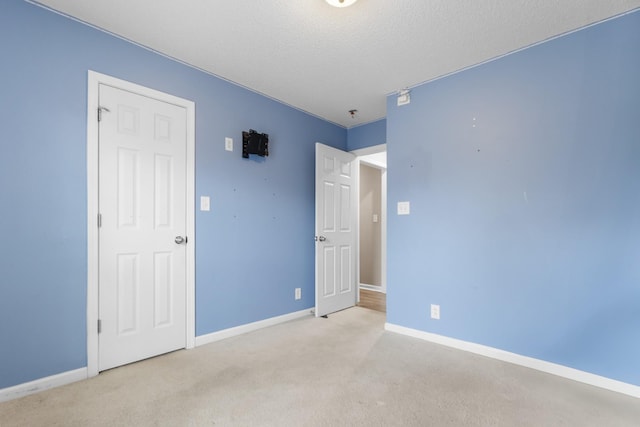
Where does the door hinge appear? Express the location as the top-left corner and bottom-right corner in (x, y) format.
(97, 319), (102, 334)
(97, 106), (110, 122)
(97, 213), (102, 228)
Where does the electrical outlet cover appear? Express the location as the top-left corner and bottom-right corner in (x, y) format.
(430, 304), (440, 320)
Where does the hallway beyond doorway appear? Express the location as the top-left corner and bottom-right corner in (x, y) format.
(358, 288), (386, 313)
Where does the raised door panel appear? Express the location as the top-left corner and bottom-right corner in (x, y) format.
(117, 148), (140, 229)
(153, 252), (173, 328)
(154, 154), (173, 229)
(339, 246), (352, 294)
(339, 184), (351, 232)
(116, 253), (139, 335)
(323, 246), (336, 297)
(323, 181), (336, 232)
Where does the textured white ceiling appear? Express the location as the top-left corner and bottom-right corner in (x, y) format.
(32, 0), (640, 127)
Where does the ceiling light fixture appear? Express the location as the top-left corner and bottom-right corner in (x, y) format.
(326, 0), (358, 8)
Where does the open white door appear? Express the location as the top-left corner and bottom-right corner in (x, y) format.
(315, 143), (357, 317)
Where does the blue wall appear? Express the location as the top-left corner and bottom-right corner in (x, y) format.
(0, 0), (346, 389)
(347, 119), (386, 151)
(387, 10), (640, 385)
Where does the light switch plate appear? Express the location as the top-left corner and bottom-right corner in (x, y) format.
(225, 137), (233, 152)
(397, 201), (410, 215)
(200, 196), (210, 211)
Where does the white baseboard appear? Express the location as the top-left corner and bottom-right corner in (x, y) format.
(0, 310), (311, 403)
(195, 309), (312, 347)
(0, 367), (88, 403)
(359, 283), (385, 293)
(385, 323), (640, 399)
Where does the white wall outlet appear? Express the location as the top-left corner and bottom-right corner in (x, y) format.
(200, 196), (210, 212)
(397, 201), (410, 215)
(225, 137), (233, 152)
(430, 304), (440, 320)
(295, 288), (301, 300)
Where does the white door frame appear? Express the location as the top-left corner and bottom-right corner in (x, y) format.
(86, 70), (196, 378)
(352, 144), (387, 295)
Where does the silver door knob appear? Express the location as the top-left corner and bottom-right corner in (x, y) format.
(175, 236), (187, 244)
(318, 236), (327, 242)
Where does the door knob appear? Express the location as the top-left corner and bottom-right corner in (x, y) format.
(318, 236), (327, 242)
(175, 236), (187, 244)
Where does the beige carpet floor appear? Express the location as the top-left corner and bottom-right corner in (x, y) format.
(1, 307), (639, 426)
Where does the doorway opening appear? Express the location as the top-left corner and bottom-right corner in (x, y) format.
(354, 145), (387, 313)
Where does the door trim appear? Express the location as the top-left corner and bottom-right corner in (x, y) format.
(86, 70), (196, 378)
(352, 144), (387, 295)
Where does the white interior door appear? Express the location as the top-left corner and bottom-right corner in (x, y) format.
(98, 84), (187, 371)
(315, 143), (357, 317)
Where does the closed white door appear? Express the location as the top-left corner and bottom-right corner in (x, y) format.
(315, 143), (357, 317)
(98, 84), (187, 371)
